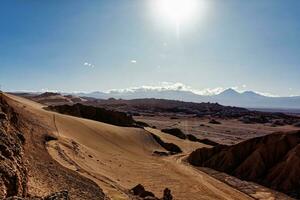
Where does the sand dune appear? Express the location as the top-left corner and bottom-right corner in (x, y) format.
(5, 93), (252, 200)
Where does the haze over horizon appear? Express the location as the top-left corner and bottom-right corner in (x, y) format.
(7, 82), (292, 98)
(1, 1), (300, 96)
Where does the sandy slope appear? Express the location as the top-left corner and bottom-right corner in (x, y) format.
(6, 94), (252, 200)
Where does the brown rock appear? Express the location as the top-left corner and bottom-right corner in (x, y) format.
(188, 131), (300, 198)
(130, 184), (145, 196)
(162, 188), (172, 200)
(44, 191), (69, 200)
(0, 97), (27, 199)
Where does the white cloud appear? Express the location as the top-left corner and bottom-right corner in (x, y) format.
(255, 92), (279, 97)
(40, 88), (59, 93)
(84, 62), (95, 68)
(196, 87), (225, 96)
(131, 60), (137, 64)
(109, 82), (226, 96)
(107, 82), (282, 97)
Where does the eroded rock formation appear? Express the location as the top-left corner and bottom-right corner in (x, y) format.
(188, 131), (300, 198)
(47, 103), (139, 127)
(0, 95), (27, 198)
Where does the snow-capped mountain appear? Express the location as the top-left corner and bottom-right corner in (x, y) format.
(73, 88), (300, 109)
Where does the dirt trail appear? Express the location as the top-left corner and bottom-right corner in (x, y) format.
(7, 93), (253, 200)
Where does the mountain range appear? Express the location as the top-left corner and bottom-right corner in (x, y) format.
(71, 88), (300, 110)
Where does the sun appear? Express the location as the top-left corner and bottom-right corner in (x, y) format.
(153, 0), (203, 26)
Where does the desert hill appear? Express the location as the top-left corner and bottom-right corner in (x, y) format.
(0, 93), (106, 199)
(88, 98), (300, 125)
(188, 131), (300, 198)
(0, 94), (27, 198)
(85, 97), (249, 118)
(1, 93), (256, 200)
(12, 92), (88, 106)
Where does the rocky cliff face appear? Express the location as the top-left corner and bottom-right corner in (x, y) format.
(0, 95), (27, 198)
(188, 131), (300, 198)
(0, 94), (105, 199)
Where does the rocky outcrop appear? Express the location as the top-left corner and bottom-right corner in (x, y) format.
(161, 128), (219, 146)
(130, 184), (173, 200)
(1, 94), (107, 199)
(48, 104), (139, 127)
(130, 184), (156, 199)
(239, 112), (300, 125)
(150, 133), (182, 154)
(0, 96), (27, 198)
(161, 128), (186, 139)
(188, 131), (300, 198)
(162, 188), (172, 200)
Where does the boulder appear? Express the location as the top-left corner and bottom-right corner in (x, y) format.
(130, 184), (156, 199)
(130, 184), (145, 196)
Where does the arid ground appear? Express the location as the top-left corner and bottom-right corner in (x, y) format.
(1, 93), (299, 200)
(134, 115), (299, 145)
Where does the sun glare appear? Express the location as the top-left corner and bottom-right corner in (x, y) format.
(153, 0), (204, 26)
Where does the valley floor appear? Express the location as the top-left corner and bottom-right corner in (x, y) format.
(134, 115), (299, 145)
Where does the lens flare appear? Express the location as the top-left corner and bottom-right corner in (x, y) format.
(153, 0), (204, 26)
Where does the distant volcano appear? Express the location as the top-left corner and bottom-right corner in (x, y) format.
(70, 88), (300, 109)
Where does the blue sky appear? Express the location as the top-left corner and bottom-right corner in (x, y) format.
(0, 0), (300, 96)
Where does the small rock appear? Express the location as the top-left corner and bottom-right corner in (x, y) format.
(209, 119), (221, 124)
(130, 184), (145, 196)
(162, 188), (173, 200)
